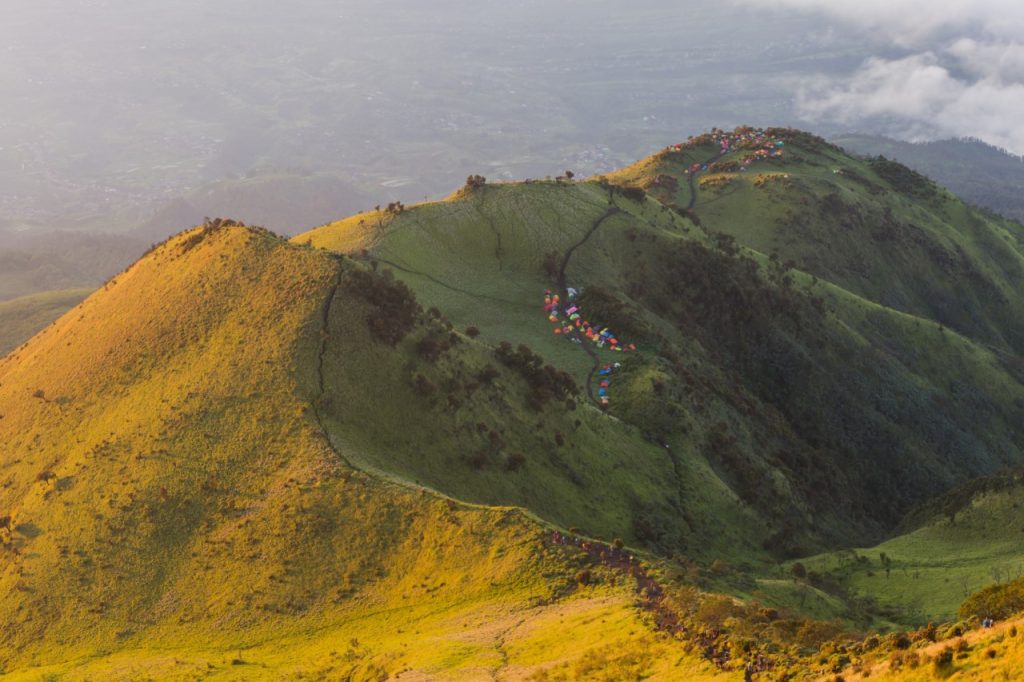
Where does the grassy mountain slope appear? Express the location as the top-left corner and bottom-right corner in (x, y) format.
(299, 168), (1024, 557)
(608, 129), (1024, 355)
(5, 131), (1024, 678)
(0, 288), (91, 356)
(833, 133), (1024, 224)
(798, 472), (1024, 624)
(0, 224), (729, 679)
(303, 186), (773, 562)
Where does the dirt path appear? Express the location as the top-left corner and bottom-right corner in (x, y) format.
(548, 531), (746, 673)
(554, 202), (621, 405)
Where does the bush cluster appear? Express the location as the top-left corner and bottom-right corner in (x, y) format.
(494, 342), (579, 411)
(959, 575), (1024, 620)
(345, 268), (422, 345)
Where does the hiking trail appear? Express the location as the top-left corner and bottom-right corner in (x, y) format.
(555, 200), (621, 404)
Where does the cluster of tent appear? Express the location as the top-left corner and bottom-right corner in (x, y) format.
(739, 139), (785, 166)
(543, 289), (637, 354)
(669, 127), (787, 176)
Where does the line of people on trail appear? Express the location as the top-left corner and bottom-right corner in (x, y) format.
(597, 362), (620, 407)
(547, 529), (743, 674)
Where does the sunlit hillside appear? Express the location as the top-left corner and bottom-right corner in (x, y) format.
(3, 130), (1024, 679)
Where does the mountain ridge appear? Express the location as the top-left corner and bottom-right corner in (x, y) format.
(4, 128), (1024, 677)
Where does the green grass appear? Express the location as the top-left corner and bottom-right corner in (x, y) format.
(610, 130), (1024, 355)
(802, 483), (1024, 624)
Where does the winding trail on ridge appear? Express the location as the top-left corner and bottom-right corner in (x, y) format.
(555, 202), (621, 405)
(553, 147), (722, 406)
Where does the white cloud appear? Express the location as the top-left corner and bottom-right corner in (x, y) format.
(735, 0), (1024, 153)
(737, 0), (1024, 47)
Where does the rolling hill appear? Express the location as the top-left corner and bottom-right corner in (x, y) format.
(0, 288), (91, 356)
(832, 134), (1024, 224)
(0, 231), (147, 302)
(4, 128), (1024, 678)
(302, 135), (1024, 556)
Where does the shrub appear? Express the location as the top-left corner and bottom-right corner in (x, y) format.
(465, 326), (481, 338)
(412, 374), (436, 397)
(505, 452), (526, 472)
(959, 576), (1024, 620)
(613, 185), (646, 202)
(932, 646), (954, 676)
(477, 365), (499, 384)
(542, 251), (560, 279)
(346, 268), (421, 345)
(467, 450), (489, 469)
(494, 342), (579, 410)
(869, 157), (936, 198)
(888, 649), (919, 670)
(415, 336), (442, 362)
(696, 595), (741, 628)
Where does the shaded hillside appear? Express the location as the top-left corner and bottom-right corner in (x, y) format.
(0, 288), (91, 356)
(833, 134), (1024, 224)
(609, 128), (1024, 355)
(802, 474), (1024, 623)
(300, 168), (1024, 555)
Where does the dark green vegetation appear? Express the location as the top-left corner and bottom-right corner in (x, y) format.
(834, 134), (1024, 224)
